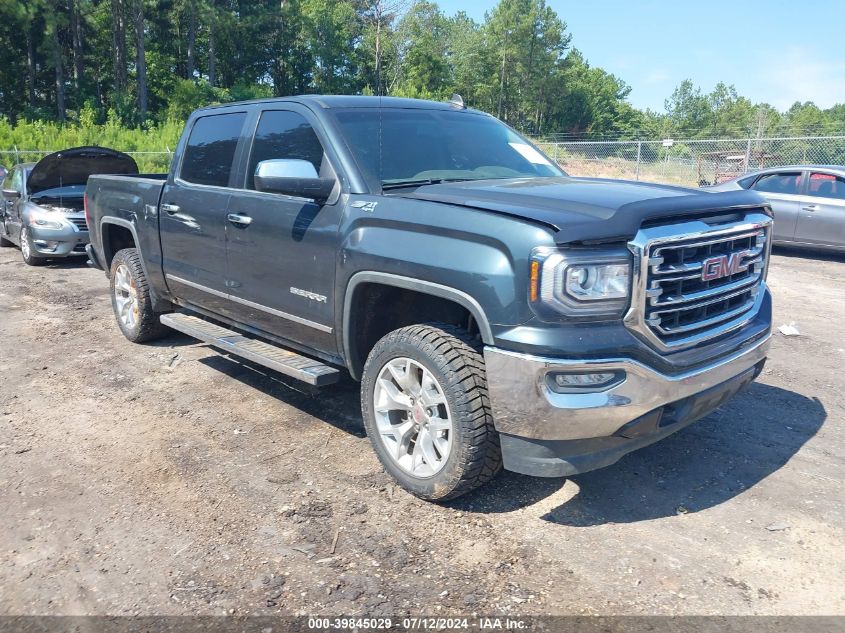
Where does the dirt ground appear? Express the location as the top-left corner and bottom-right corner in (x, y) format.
(0, 244), (843, 618)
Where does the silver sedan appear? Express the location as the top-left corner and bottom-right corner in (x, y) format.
(709, 165), (845, 252)
(1, 147), (138, 265)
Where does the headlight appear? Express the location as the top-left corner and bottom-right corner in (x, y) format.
(28, 213), (64, 230)
(530, 247), (631, 317)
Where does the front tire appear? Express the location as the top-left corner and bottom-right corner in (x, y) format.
(109, 248), (168, 343)
(361, 323), (502, 501)
(20, 227), (45, 265)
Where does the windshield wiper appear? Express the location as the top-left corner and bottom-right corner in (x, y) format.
(381, 177), (472, 191)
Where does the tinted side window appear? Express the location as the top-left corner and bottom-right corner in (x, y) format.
(737, 175), (756, 189)
(752, 172), (802, 195)
(180, 112), (246, 187)
(246, 110), (325, 190)
(807, 173), (845, 200)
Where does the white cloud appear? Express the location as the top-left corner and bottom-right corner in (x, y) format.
(645, 69), (669, 84)
(759, 46), (845, 109)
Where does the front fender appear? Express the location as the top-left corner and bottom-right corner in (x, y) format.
(336, 197), (557, 364)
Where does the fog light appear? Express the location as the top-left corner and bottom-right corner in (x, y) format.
(548, 371), (623, 393)
(33, 240), (58, 252)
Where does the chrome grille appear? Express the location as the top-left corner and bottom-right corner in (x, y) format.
(625, 212), (772, 351)
(69, 217), (88, 231)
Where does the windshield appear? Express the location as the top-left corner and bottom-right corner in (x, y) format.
(329, 108), (565, 190)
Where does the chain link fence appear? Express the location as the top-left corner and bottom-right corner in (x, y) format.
(0, 149), (174, 176)
(3, 137), (844, 189)
(535, 136), (845, 188)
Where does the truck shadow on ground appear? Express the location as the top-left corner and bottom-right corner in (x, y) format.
(188, 348), (825, 523)
(197, 352), (366, 438)
(454, 382), (826, 523)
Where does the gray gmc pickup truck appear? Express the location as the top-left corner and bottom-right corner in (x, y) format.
(85, 95), (773, 501)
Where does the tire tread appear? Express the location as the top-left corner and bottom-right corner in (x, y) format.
(110, 248), (169, 343)
(361, 322), (502, 501)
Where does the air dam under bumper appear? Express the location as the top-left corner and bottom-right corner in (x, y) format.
(484, 336), (769, 477)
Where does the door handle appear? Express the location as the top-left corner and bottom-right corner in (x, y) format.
(227, 213), (253, 226)
(161, 203), (181, 215)
(802, 204), (819, 212)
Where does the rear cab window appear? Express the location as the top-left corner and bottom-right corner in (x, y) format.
(179, 112), (247, 187)
(807, 172), (845, 201)
(751, 172), (802, 195)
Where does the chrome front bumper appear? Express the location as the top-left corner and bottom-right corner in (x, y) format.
(484, 334), (770, 442)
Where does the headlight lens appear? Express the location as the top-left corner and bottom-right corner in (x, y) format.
(530, 247), (631, 317)
(565, 263), (629, 301)
(29, 213), (64, 230)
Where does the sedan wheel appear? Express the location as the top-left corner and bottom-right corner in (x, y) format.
(20, 227), (45, 266)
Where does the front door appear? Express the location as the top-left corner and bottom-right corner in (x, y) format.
(224, 107), (343, 354)
(794, 172), (845, 248)
(160, 111), (247, 315)
(749, 171), (805, 243)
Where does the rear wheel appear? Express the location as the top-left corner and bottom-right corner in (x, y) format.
(361, 323), (502, 501)
(109, 248), (169, 343)
(20, 227), (45, 266)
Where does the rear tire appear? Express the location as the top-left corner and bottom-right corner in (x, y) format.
(109, 248), (169, 343)
(20, 227), (45, 266)
(361, 323), (502, 502)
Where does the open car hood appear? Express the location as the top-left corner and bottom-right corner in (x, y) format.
(400, 176), (769, 244)
(28, 146), (138, 195)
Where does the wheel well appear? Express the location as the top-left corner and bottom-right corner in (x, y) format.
(101, 223), (137, 270)
(346, 283), (479, 380)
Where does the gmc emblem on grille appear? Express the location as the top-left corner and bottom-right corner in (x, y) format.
(701, 250), (753, 281)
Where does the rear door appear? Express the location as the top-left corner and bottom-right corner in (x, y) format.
(159, 111), (247, 314)
(794, 171), (845, 248)
(749, 171), (805, 243)
(223, 106), (343, 354)
(4, 167), (25, 241)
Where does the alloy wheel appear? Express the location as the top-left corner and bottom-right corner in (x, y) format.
(372, 357), (453, 477)
(113, 263), (140, 330)
(20, 227), (31, 260)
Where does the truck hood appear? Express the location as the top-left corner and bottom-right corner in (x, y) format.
(28, 146), (139, 195)
(400, 177), (768, 244)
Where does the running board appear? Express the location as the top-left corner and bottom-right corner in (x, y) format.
(160, 313), (340, 387)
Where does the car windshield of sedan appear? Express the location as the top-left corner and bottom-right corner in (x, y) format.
(329, 107), (565, 190)
(30, 184), (87, 201)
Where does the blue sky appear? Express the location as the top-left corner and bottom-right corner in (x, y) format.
(436, 0), (845, 112)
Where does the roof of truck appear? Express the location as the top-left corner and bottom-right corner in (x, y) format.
(197, 94), (485, 113)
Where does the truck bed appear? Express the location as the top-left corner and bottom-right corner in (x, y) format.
(85, 174), (168, 295)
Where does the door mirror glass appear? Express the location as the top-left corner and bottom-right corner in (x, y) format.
(2, 189), (20, 201)
(254, 159), (335, 202)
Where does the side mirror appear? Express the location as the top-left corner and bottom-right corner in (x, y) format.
(2, 189), (20, 201)
(0, 166), (7, 181)
(254, 159), (335, 203)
